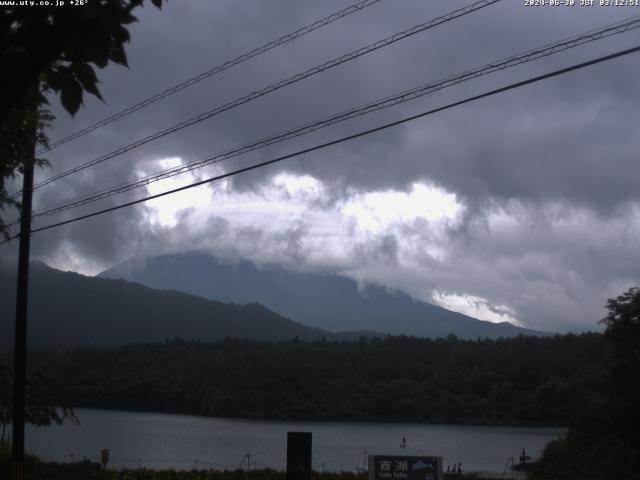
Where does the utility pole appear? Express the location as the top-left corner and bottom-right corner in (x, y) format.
(11, 84), (38, 480)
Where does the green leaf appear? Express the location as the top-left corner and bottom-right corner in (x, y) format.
(109, 42), (128, 67)
(37, 92), (49, 105)
(71, 62), (103, 102)
(59, 77), (83, 116)
(44, 66), (66, 93)
(44, 66), (85, 115)
(89, 43), (110, 68)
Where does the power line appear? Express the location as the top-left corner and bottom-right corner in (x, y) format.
(26, 14), (640, 220)
(36, 0), (384, 155)
(3, 43), (637, 244)
(20, 0), (500, 195)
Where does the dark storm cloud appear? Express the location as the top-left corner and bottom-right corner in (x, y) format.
(353, 233), (399, 266)
(32, 0), (640, 209)
(3, 0), (639, 330)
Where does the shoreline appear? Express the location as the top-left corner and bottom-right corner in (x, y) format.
(67, 406), (569, 430)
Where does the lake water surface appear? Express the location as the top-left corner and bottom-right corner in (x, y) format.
(26, 409), (564, 477)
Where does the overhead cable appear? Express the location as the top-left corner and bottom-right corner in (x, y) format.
(21, 0), (500, 195)
(37, 0), (384, 155)
(28, 14), (640, 219)
(3, 43), (637, 244)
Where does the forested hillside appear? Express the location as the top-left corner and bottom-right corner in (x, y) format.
(30, 334), (604, 426)
(0, 261), (333, 348)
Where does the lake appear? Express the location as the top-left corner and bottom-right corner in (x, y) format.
(26, 409), (564, 477)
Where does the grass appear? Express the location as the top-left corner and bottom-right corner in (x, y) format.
(0, 453), (506, 480)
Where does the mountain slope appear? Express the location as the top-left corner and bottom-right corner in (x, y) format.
(99, 252), (546, 339)
(0, 261), (334, 349)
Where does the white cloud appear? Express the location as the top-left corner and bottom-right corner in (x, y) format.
(341, 182), (462, 232)
(132, 166), (530, 325)
(129, 167), (640, 331)
(137, 157), (215, 228)
(432, 291), (520, 325)
(33, 159), (640, 333)
(143, 168), (465, 269)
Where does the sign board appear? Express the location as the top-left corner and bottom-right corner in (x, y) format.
(368, 455), (442, 480)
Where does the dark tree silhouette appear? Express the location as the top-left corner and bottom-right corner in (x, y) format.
(0, 364), (76, 448)
(599, 287), (640, 450)
(0, 0), (164, 238)
(533, 287), (640, 480)
(29, 333), (605, 425)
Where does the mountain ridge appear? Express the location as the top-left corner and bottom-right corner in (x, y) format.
(99, 252), (547, 339)
(0, 261), (341, 349)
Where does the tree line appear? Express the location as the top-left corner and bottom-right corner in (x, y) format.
(22, 332), (606, 426)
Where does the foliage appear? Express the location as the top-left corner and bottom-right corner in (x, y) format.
(1, 0), (164, 116)
(0, 99), (52, 240)
(31, 333), (605, 426)
(0, 0), (164, 238)
(0, 363), (77, 447)
(532, 287), (640, 480)
(0, 458), (502, 480)
(0, 454), (102, 480)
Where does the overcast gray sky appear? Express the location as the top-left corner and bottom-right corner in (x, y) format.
(2, 0), (640, 333)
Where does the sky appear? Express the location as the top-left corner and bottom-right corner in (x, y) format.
(2, 0), (640, 333)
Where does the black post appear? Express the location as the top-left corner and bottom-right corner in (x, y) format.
(287, 432), (312, 480)
(11, 134), (36, 480)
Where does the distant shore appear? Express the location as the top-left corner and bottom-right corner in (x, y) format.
(68, 404), (568, 428)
